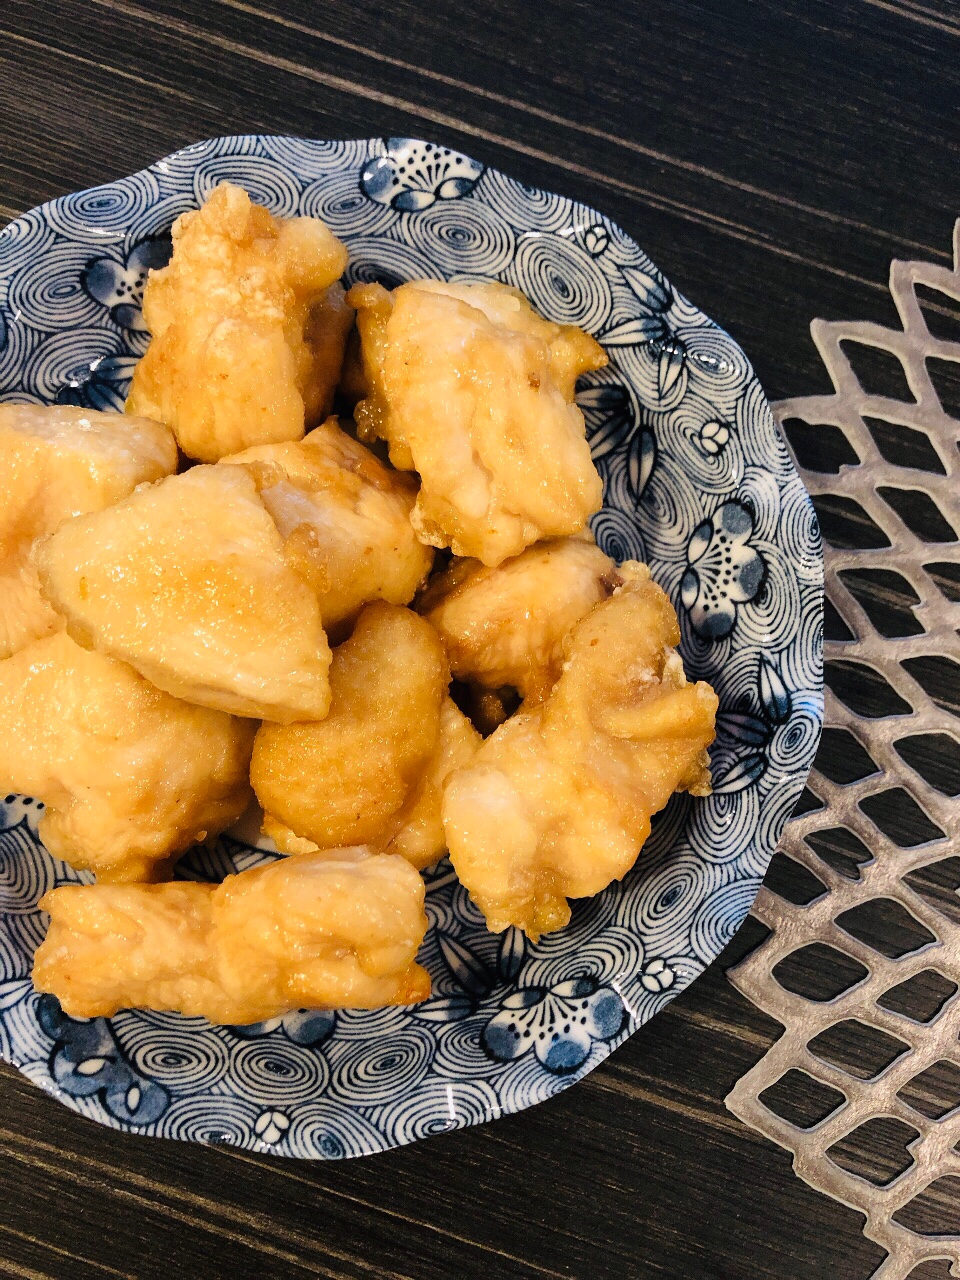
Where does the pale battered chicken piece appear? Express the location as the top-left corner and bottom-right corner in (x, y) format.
(388, 696), (481, 868)
(264, 695), (481, 869)
(348, 279), (607, 566)
(443, 565), (718, 940)
(37, 463), (332, 723)
(0, 633), (254, 882)
(33, 848), (431, 1020)
(126, 182), (350, 462)
(421, 533), (620, 702)
(224, 417), (433, 637)
(253, 602), (480, 868)
(0, 405), (176, 660)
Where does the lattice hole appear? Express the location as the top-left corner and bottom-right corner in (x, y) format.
(836, 898), (936, 959)
(764, 853), (827, 906)
(824, 660), (913, 718)
(781, 418), (860, 473)
(898, 1060), (960, 1121)
(841, 340), (914, 402)
(895, 734), (960, 796)
(824, 595), (856, 642)
(859, 788), (946, 847)
(915, 283), (960, 347)
(758, 1069), (846, 1129)
(877, 970), (957, 1024)
(902, 858), (960, 928)
(863, 416), (947, 475)
(905, 1260), (956, 1280)
(812, 495), (892, 550)
(827, 1117), (919, 1186)
(773, 944), (868, 1002)
(879, 487), (957, 544)
(805, 827), (874, 882)
(900, 656), (960, 720)
(838, 568), (925, 638)
(893, 1176), (960, 1236)
(925, 357), (960, 422)
(808, 1020), (909, 1079)
(924, 560), (960, 603)
(815, 727), (880, 784)
(792, 786), (825, 816)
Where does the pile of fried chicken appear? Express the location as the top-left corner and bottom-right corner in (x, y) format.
(0, 183), (717, 1025)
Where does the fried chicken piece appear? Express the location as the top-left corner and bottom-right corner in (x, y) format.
(443, 565), (718, 939)
(421, 533), (619, 702)
(126, 182), (350, 462)
(253, 602), (480, 868)
(224, 416), (433, 637)
(348, 279), (606, 566)
(33, 848), (431, 1020)
(0, 405), (176, 660)
(0, 633), (254, 882)
(37, 463), (331, 723)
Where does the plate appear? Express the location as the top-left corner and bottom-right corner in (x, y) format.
(0, 136), (823, 1157)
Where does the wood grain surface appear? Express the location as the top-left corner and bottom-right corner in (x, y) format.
(1, 2), (958, 1276)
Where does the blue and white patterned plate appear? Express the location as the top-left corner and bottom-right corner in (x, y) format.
(0, 136), (823, 1157)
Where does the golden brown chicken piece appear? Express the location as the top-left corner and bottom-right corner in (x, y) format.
(224, 417), (433, 637)
(253, 602), (480, 868)
(0, 633), (254, 882)
(126, 182), (350, 462)
(348, 279), (606, 566)
(33, 847), (431, 1021)
(37, 463), (331, 723)
(421, 533), (619, 702)
(0, 405), (177, 660)
(442, 565), (718, 940)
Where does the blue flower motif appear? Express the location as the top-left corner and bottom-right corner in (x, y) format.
(581, 224), (609, 257)
(438, 933), (495, 998)
(640, 957), (676, 994)
(601, 266), (687, 401)
(578, 381), (656, 501)
(81, 237), (171, 331)
(712, 656), (792, 793)
(55, 353), (138, 413)
(697, 420), (730, 456)
(482, 977), (624, 1074)
(229, 1008), (336, 1046)
(680, 500), (765, 639)
(361, 139), (484, 212)
(37, 994), (169, 1124)
(254, 1109), (290, 1145)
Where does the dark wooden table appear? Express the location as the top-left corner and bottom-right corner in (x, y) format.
(1, 2), (957, 1276)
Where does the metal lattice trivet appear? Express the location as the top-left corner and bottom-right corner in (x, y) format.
(725, 223), (960, 1279)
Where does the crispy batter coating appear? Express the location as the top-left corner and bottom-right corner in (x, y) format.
(253, 602), (479, 867)
(126, 182), (350, 461)
(387, 696), (481, 868)
(0, 405), (176, 660)
(0, 633), (254, 882)
(443, 565), (718, 939)
(224, 417), (433, 636)
(37, 463), (332, 723)
(348, 279), (606, 566)
(421, 533), (618, 702)
(33, 848), (430, 1021)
